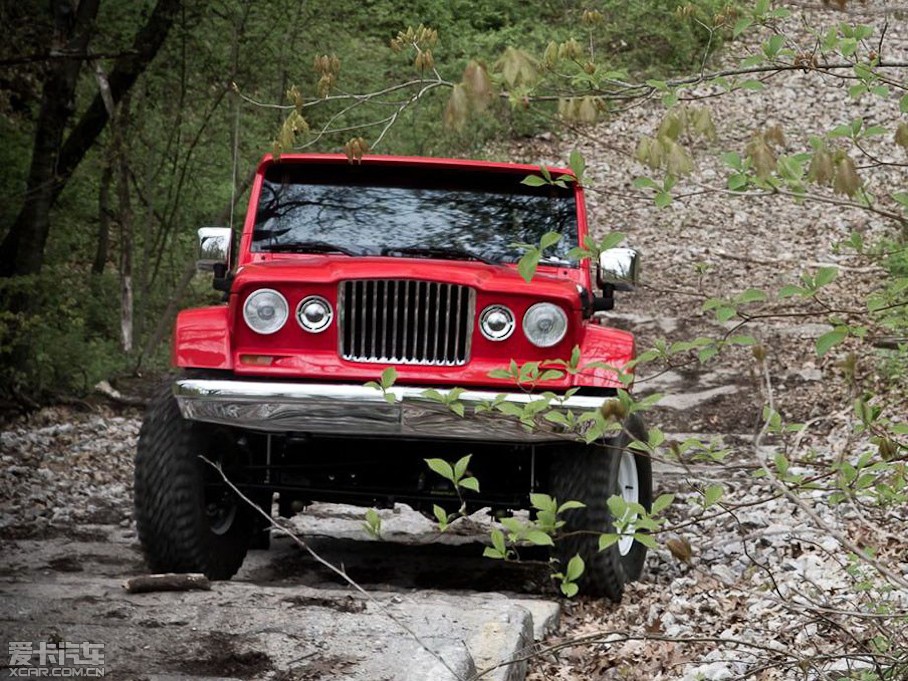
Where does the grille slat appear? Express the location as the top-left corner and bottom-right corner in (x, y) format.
(341, 279), (473, 366)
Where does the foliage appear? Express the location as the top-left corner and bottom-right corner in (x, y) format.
(0, 0), (728, 401)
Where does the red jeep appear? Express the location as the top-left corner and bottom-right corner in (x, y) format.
(134, 154), (650, 600)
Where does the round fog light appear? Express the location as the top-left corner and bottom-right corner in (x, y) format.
(296, 295), (333, 333)
(479, 305), (515, 341)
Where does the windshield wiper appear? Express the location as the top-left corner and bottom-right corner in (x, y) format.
(381, 245), (497, 265)
(257, 241), (365, 256)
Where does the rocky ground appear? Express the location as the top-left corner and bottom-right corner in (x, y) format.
(511, 1), (908, 679)
(2, 2), (908, 680)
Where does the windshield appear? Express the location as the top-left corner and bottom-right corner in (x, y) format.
(252, 163), (579, 265)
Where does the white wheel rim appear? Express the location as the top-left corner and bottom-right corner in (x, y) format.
(617, 450), (639, 556)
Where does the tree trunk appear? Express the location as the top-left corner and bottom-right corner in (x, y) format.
(115, 97), (134, 354)
(92, 162), (113, 275)
(0, 0), (101, 279)
(0, 0), (181, 281)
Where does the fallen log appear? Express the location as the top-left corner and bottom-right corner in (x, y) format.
(123, 573), (211, 594)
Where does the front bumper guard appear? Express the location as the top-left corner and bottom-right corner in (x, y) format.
(174, 378), (610, 443)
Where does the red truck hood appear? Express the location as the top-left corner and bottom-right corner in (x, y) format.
(232, 256), (583, 308)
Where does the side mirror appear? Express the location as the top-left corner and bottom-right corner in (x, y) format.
(197, 227), (232, 272)
(597, 247), (639, 292)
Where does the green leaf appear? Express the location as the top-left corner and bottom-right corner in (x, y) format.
(521, 175), (547, 187)
(774, 452), (790, 477)
(530, 493), (555, 512)
(763, 34), (784, 58)
(829, 123), (853, 138)
(425, 458), (455, 482)
(727, 335), (758, 346)
(779, 284), (807, 298)
(381, 366), (398, 389)
(568, 150), (586, 180)
(739, 79), (765, 91)
(606, 495), (628, 518)
(453, 454), (471, 481)
(901, 94), (908, 114)
(495, 401), (525, 417)
(526, 530), (554, 546)
(733, 17), (752, 37)
(698, 346), (719, 363)
(633, 533), (658, 550)
(565, 554), (585, 581)
(840, 37), (858, 56)
(458, 476), (480, 493)
(560, 581), (579, 598)
(720, 152), (743, 170)
(490, 528), (507, 555)
(540, 231), (562, 251)
(483, 546), (506, 559)
(815, 266), (838, 287)
(737, 288), (767, 304)
(716, 306), (737, 322)
(728, 173), (748, 191)
(633, 176), (659, 190)
(517, 250), (541, 283)
(654, 191), (672, 208)
(599, 232), (625, 251)
(816, 328), (847, 356)
(364, 508), (381, 537)
(598, 533), (619, 551)
(558, 500), (586, 512)
(703, 484), (724, 507)
(651, 493), (674, 514)
(433, 504), (449, 530)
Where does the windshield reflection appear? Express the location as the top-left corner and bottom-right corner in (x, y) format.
(252, 166), (579, 265)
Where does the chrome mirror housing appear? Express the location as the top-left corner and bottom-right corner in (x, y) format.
(197, 227), (232, 272)
(597, 247), (639, 292)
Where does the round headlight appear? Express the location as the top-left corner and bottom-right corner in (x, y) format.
(479, 305), (515, 341)
(296, 295), (333, 333)
(243, 288), (288, 335)
(523, 303), (568, 348)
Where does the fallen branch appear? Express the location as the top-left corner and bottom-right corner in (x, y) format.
(94, 380), (148, 407)
(123, 572), (210, 593)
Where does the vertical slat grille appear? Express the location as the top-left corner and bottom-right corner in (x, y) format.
(340, 280), (473, 365)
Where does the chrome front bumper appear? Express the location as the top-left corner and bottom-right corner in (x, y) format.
(174, 378), (608, 443)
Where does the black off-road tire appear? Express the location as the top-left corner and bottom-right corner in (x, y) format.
(550, 415), (653, 602)
(134, 383), (254, 580)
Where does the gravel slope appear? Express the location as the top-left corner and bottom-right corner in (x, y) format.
(510, 2), (908, 679)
